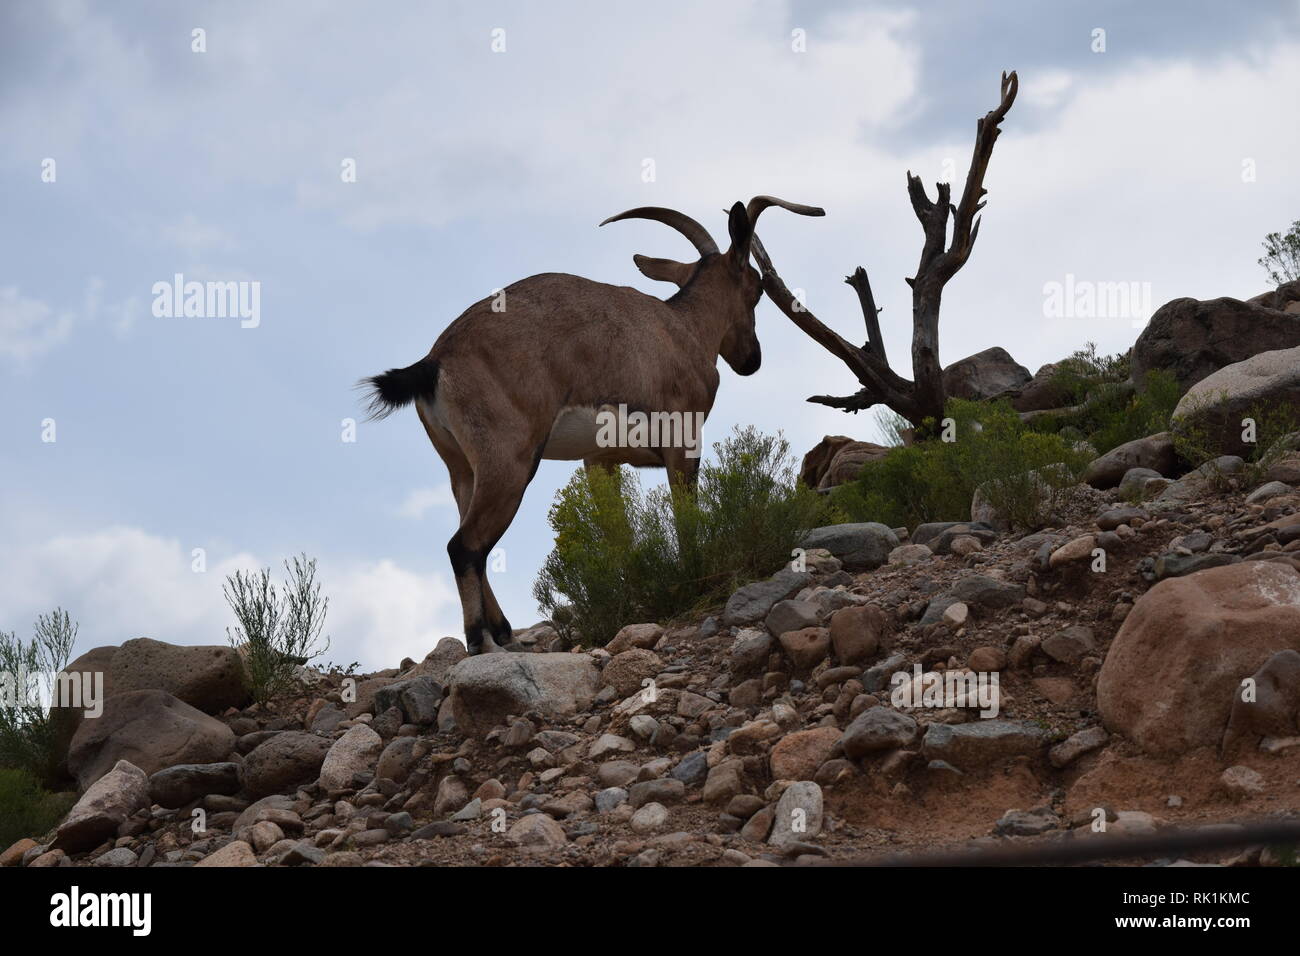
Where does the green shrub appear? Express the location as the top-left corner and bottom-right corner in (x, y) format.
(0, 609), (77, 786)
(225, 554), (330, 705)
(533, 427), (830, 647)
(1172, 392), (1300, 489)
(833, 399), (1090, 530)
(1028, 367), (1181, 456)
(0, 767), (75, 848)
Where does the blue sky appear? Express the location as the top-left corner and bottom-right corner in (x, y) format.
(3, 0), (1299, 670)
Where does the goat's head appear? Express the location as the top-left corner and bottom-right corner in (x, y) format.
(601, 196), (823, 376)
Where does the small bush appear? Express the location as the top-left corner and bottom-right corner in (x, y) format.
(833, 399), (1090, 530)
(1172, 392), (1300, 489)
(0, 767), (75, 848)
(0, 609), (77, 785)
(225, 554), (330, 705)
(533, 427), (830, 647)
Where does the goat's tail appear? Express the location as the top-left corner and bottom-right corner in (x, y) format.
(359, 357), (440, 421)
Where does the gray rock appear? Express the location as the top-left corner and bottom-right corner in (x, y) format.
(68, 689), (236, 790)
(242, 732), (332, 798)
(93, 847), (139, 867)
(1131, 294), (1300, 391)
(594, 787), (628, 812)
(839, 706), (918, 759)
(765, 599), (821, 638)
(448, 653), (601, 734)
(109, 637), (250, 713)
(373, 676), (444, 726)
(994, 807), (1060, 837)
(319, 724), (383, 791)
(1049, 726), (1110, 768)
(769, 781), (823, 846)
(148, 762), (241, 809)
(1118, 467), (1163, 500)
(1154, 552), (1240, 580)
(942, 346), (1031, 401)
(53, 760), (150, 853)
(921, 720), (1048, 769)
(1247, 480), (1292, 504)
(799, 523), (899, 570)
(1083, 432), (1177, 489)
(722, 569), (813, 627)
(729, 629), (776, 677)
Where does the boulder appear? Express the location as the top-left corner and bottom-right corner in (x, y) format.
(53, 760), (150, 852)
(149, 762), (241, 809)
(1010, 362), (1070, 413)
(1171, 346), (1300, 457)
(448, 653), (601, 735)
(67, 689), (235, 790)
(110, 638), (250, 713)
(800, 436), (890, 490)
(942, 347), (1032, 401)
(799, 523), (899, 570)
(1097, 562), (1300, 755)
(398, 637), (467, 685)
(1246, 278), (1300, 313)
(1082, 432), (1177, 489)
(47, 645), (117, 776)
(242, 732), (332, 798)
(1131, 294), (1300, 391)
(318, 724), (383, 791)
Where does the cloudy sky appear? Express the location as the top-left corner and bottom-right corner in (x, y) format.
(3, 0), (1298, 670)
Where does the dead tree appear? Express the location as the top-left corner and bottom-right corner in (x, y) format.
(751, 71), (1018, 430)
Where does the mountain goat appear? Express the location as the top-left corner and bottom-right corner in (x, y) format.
(362, 196), (823, 653)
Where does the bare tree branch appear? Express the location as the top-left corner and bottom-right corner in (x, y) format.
(755, 71), (1018, 429)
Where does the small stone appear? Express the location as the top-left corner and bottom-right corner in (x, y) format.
(1220, 765), (1265, 800)
(630, 802), (670, 833)
(1049, 535), (1096, 568)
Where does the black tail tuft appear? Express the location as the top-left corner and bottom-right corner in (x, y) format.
(358, 357), (440, 421)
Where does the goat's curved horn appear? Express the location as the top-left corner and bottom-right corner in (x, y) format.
(744, 195), (826, 225)
(599, 207), (720, 257)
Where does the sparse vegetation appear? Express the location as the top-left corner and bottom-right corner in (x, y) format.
(0, 767), (75, 849)
(533, 427), (832, 647)
(1022, 344), (1182, 455)
(0, 609), (77, 786)
(1259, 219), (1300, 287)
(832, 399), (1091, 530)
(225, 554), (330, 705)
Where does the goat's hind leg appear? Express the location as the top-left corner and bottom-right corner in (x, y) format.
(449, 458), (535, 654)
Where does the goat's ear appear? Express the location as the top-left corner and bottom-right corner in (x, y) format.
(633, 254), (694, 288)
(726, 200), (753, 269)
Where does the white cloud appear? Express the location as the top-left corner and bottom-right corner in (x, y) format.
(0, 286), (74, 361)
(396, 484), (457, 519)
(0, 524), (463, 672)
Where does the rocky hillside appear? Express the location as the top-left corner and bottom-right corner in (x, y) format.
(6, 442), (1300, 869)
